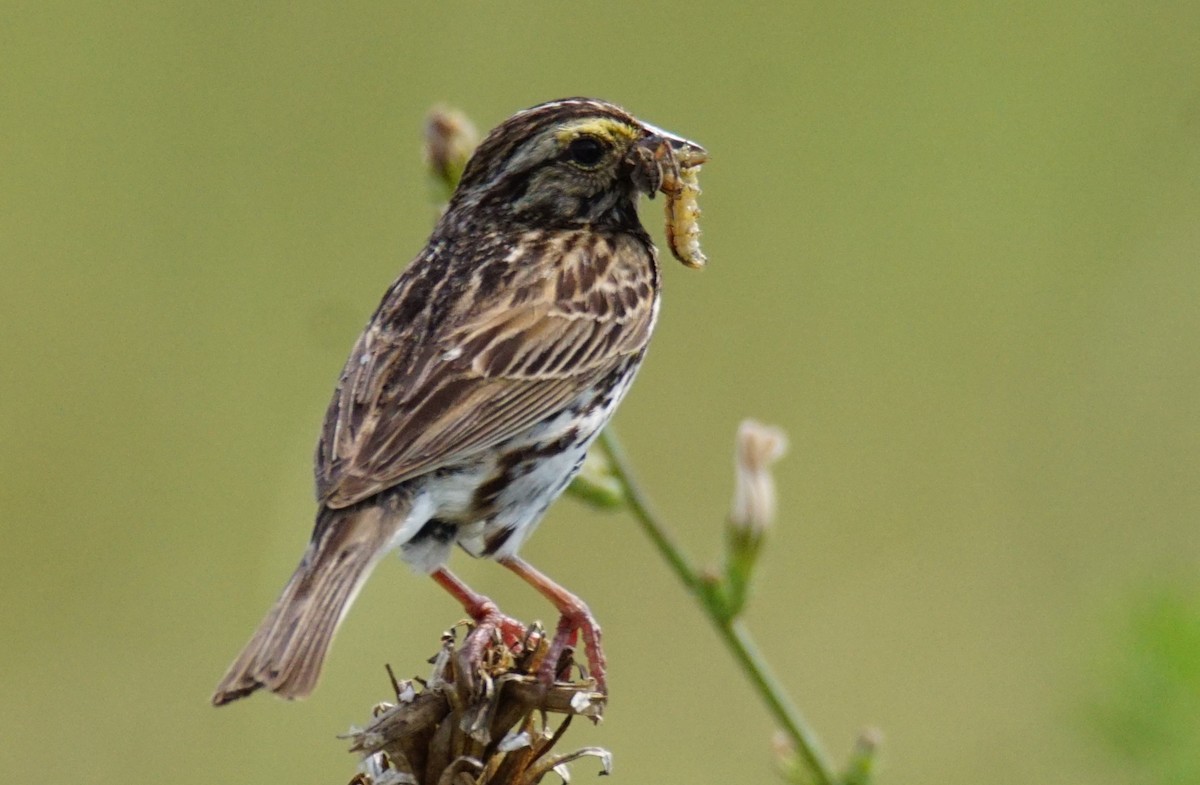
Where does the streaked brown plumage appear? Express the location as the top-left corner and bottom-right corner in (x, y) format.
(212, 98), (705, 705)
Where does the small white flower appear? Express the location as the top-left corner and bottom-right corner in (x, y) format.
(730, 419), (788, 534)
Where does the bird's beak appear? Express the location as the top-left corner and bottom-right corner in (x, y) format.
(641, 122), (708, 165)
(627, 124), (707, 197)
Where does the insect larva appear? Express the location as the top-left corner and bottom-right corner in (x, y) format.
(662, 158), (706, 269)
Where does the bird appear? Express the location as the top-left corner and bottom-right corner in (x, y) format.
(211, 98), (706, 705)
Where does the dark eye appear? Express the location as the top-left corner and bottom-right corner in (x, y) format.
(567, 135), (607, 167)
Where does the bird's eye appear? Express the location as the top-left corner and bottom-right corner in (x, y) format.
(567, 135), (607, 167)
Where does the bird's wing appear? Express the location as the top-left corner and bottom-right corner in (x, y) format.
(316, 235), (657, 509)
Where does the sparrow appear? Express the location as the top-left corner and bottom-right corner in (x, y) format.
(212, 98), (705, 704)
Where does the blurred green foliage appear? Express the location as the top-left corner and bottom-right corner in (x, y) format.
(2, 3), (1198, 785)
(1092, 586), (1200, 785)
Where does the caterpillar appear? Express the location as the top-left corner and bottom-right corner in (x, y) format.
(661, 151), (706, 269)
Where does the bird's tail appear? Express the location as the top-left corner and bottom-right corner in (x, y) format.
(211, 502), (403, 705)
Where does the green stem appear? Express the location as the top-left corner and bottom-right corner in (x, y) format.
(718, 620), (836, 785)
(596, 429), (837, 785)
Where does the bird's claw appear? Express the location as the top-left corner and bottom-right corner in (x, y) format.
(537, 611), (607, 695)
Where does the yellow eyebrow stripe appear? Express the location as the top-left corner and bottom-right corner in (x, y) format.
(554, 118), (640, 146)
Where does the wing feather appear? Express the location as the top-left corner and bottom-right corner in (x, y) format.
(316, 232), (657, 509)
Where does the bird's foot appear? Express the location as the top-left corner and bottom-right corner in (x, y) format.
(430, 567), (539, 681)
(494, 556), (608, 695)
(456, 603), (544, 693)
(472, 601), (535, 649)
(538, 607), (607, 695)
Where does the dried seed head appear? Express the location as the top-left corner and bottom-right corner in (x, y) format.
(730, 419), (789, 535)
(345, 626), (606, 785)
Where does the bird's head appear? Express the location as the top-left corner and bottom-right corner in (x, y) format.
(446, 98), (706, 232)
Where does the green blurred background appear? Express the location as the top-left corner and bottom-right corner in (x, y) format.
(3, 2), (1199, 783)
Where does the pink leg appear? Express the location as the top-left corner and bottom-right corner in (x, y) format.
(499, 556), (607, 693)
(430, 567), (529, 651)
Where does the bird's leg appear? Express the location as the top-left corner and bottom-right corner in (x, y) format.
(430, 567), (530, 654)
(498, 555), (607, 694)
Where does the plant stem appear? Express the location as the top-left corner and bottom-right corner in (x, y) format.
(718, 620), (835, 785)
(596, 429), (837, 785)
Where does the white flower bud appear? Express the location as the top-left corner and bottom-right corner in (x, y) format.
(424, 106), (478, 192)
(730, 419), (788, 534)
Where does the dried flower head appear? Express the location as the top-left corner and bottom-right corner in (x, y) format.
(729, 419), (789, 535)
(345, 625), (608, 785)
(424, 106), (479, 197)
